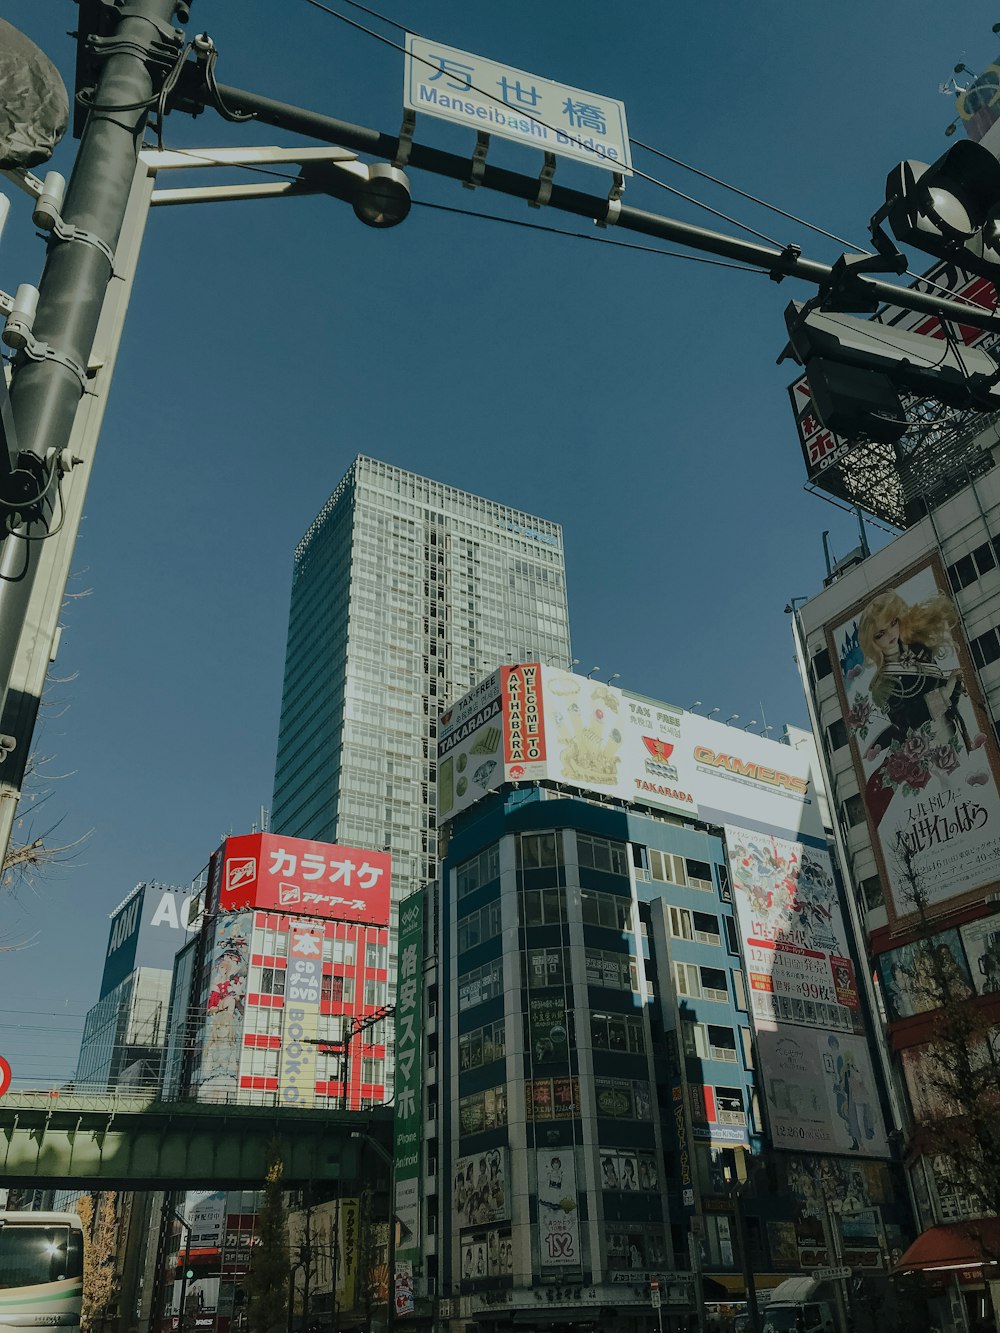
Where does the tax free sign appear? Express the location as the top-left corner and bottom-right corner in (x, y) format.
(404, 36), (632, 175)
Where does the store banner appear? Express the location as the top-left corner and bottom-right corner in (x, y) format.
(393, 890), (424, 1258)
(199, 911), (251, 1093)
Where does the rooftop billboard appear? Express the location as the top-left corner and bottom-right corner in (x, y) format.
(438, 665), (824, 839)
(100, 883), (200, 999)
(212, 833), (391, 926)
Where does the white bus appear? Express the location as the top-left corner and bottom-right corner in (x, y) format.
(0, 1212), (84, 1328)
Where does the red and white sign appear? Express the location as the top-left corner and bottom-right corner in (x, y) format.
(0, 1056), (12, 1098)
(217, 833), (391, 925)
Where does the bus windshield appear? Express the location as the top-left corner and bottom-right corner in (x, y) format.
(0, 1225), (81, 1289)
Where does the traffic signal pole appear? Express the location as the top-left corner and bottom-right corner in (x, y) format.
(0, 0), (188, 813)
(173, 71), (1000, 335)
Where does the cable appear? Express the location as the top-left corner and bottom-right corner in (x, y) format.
(300, 0), (785, 247)
(412, 199), (768, 273)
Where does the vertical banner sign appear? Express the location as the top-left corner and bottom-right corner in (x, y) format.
(536, 1149), (580, 1267)
(394, 890), (424, 1258)
(339, 1198), (359, 1310)
(671, 1082), (695, 1211)
(502, 662), (546, 775)
(279, 921), (324, 1107)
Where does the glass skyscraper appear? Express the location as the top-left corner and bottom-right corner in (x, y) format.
(271, 455), (572, 946)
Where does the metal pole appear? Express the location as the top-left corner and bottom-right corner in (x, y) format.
(171, 72), (1000, 335)
(175, 1212), (192, 1333)
(733, 1189), (762, 1333)
(0, 0), (188, 863)
(0, 159), (154, 861)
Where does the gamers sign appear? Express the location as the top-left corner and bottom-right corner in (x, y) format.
(215, 832), (391, 926)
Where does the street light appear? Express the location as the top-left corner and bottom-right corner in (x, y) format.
(586, 666), (601, 679)
(353, 163), (411, 228)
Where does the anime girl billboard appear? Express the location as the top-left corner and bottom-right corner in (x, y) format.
(198, 910), (251, 1093)
(828, 557), (1000, 924)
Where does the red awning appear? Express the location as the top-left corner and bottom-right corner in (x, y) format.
(894, 1221), (1000, 1274)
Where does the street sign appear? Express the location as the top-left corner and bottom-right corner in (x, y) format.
(0, 1056), (11, 1097)
(650, 1280), (661, 1309)
(404, 35), (632, 175)
(812, 1266), (852, 1281)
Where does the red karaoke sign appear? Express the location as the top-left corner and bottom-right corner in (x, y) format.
(217, 833), (391, 926)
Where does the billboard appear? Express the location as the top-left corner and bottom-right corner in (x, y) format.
(393, 891), (424, 1259)
(828, 556), (1000, 925)
(454, 1148), (508, 1228)
(197, 911), (250, 1094)
(215, 832), (390, 925)
(875, 928), (973, 1021)
(960, 913), (1000, 996)
(725, 827), (859, 1033)
(438, 665), (824, 837)
(100, 883), (200, 998)
(757, 1026), (888, 1158)
(536, 1149), (580, 1268)
(277, 920), (324, 1107)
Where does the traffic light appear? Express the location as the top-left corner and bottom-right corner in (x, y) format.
(783, 300), (1000, 441)
(883, 139), (1000, 277)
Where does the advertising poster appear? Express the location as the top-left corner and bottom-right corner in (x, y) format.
(217, 832), (391, 925)
(536, 1149), (580, 1267)
(875, 928), (973, 1020)
(184, 1191), (226, 1250)
(394, 1261), (414, 1317)
(393, 891), (424, 1259)
(338, 1198), (359, 1310)
(503, 662), (547, 772)
(278, 921), (323, 1107)
(757, 1026), (888, 1158)
(528, 995), (570, 1062)
(454, 1149), (508, 1228)
(599, 1149), (640, 1192)
(726, 826), (859, 1032)
(828, 556), (1000, 925)
(199, 911), (250, 1093)
(960, 914), (1000, 996)
(767, 1220), (800, 1269)
(437, 670), (503, 819)
(552, 1076), (580, 1119)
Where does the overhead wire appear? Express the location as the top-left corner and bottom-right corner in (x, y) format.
(299, 0), (1000, 317)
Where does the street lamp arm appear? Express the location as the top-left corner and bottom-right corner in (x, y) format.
(170, 67), (1000, 333)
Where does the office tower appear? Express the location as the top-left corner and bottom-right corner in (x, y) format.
(271, 456), (572, 951)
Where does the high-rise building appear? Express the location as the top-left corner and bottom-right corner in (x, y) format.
(271, 456), (572, 956)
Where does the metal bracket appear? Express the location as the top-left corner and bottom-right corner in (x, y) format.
(395, 109), (416, 169)
(6, 331), (88, 392)
(596, 172), (626, 228)
(464, 132), (490, 190)
(529, 153), (557, 209)
(45, 217), (115, 268)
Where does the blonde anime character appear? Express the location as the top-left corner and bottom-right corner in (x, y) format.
(854, 588), (987, 820)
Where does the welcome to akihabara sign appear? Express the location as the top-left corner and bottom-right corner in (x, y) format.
(213, 833), (391, 925)
(438, 664), (825, 840)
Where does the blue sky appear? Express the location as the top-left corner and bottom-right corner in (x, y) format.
(0, 1), (995, 1084)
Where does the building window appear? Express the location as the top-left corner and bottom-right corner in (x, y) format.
(707, 1025), (738, 1062)
(693, 912), (721, 946)
(581, 889), (632, 930)
(700, 967), (729, 1003)
(714, 1086), (747, 1127)
(577, 832), (629, 875)
(858, 874), (884, 910)
(520, 887), (565, 926)
(457, 901), (502, 952)
(949, 541), (996, 593)
(826, 718), (849, 751)
(586, 948), (636, 992)
(459, 1019), (506, 1071)
(669, 906), (693, 940)
(456, 844), (501, 899)
(674, 962), (700, 997)
(842, 793), (866, 826)
(527, 947), (569, 988)
(971, 626), (1000, 668)
(591, 1011), (646, 1054)
(518, 832), (561, 869)
(812, 648), (832, 681)
(685, 858), (713, 889)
